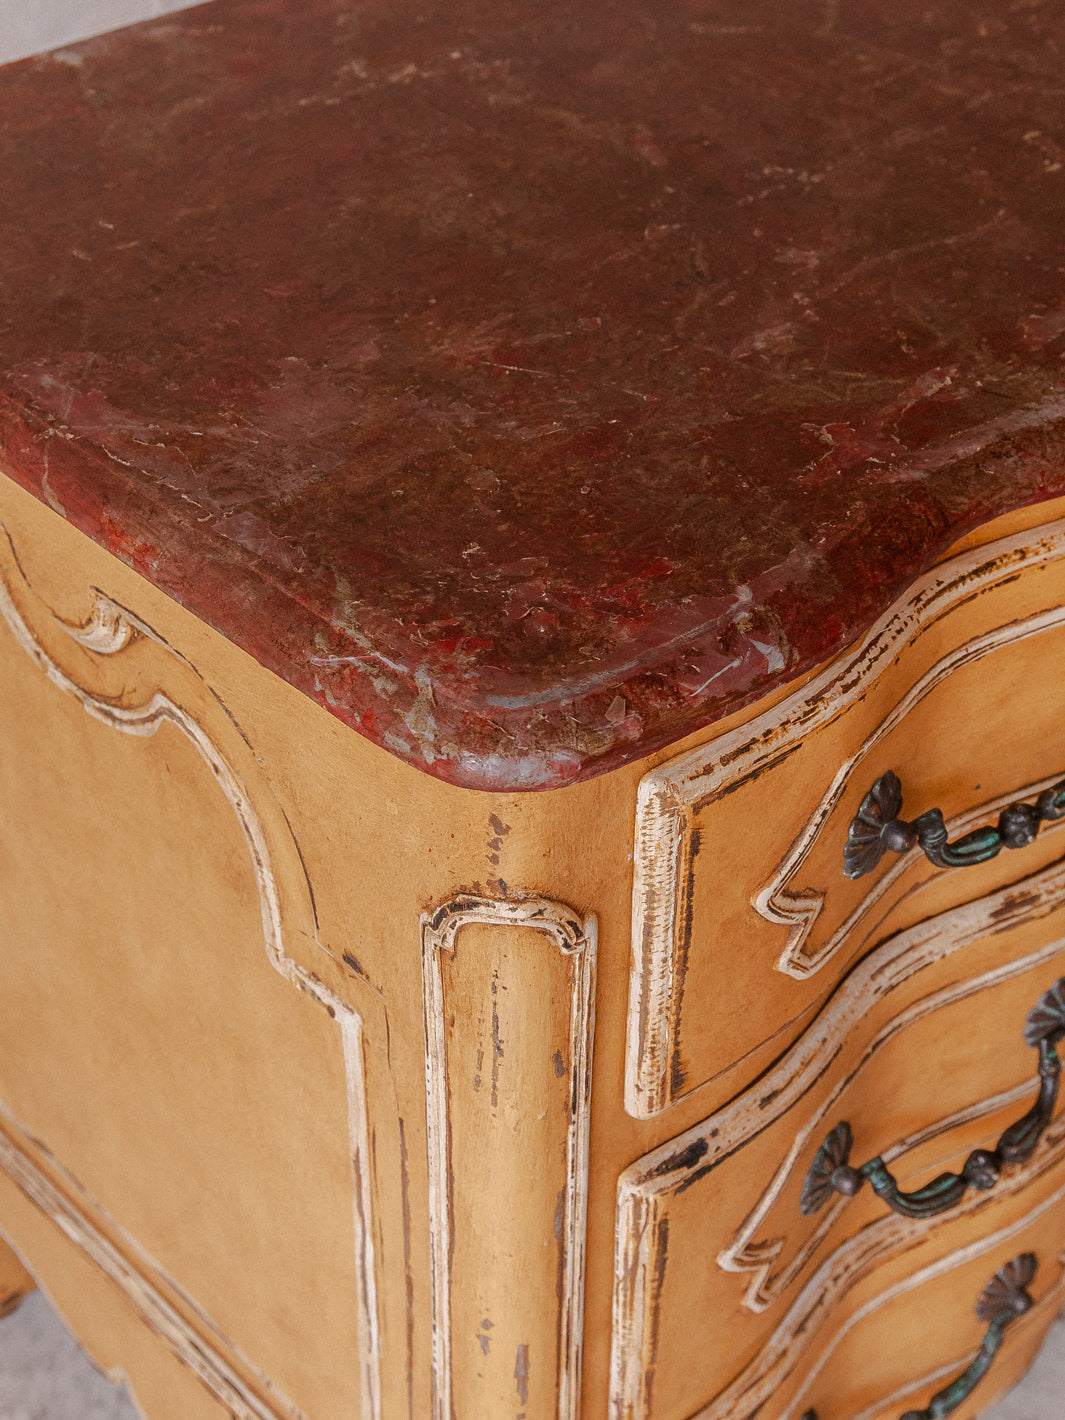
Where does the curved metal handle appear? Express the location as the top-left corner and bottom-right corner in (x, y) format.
(799, 1253), (1036, 1420)
(800, 980), (1065, 1220)
(844, 769), (1065, 879)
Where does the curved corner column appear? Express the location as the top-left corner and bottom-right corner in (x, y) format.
(423, 896), (596, 1420)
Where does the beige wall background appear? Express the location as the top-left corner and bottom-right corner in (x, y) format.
(0, 1), (201, 65)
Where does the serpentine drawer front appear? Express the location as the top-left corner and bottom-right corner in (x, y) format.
(610, 891), (1065, 1419)
(796, 1247), (1059, 1420)
(626, 522), (1065, 1123)
(6, 6), (1065, 1420)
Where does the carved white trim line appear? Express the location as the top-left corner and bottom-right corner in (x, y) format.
(422, 895), (597, 1420)
(744, 1170), (1065, 1420)
(610, 861), (1065, 1418)
(0, 1097), (299, 1420)
(760, 632), (1065, 981)
(627, 516), (1065, 1118)
(766, 769), (1065, 988)
(0, 533), (381, 1420)
(60, 591), (139, 654)
(611, 1118), (1065, 1420)
(843, 1250), (1065, 1420)
(717, 928), (1065, 1314)
(770, 1179), (1065, 1420)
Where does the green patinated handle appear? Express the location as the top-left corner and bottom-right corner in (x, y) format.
(844, 769), (1065, 880)
(897, 1313), (1012, 1420)
(799, 1253), (1036, 1420)
(800, 980), (1065, 1221)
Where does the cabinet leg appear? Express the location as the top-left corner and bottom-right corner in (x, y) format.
(0, 1236), (35, 1319)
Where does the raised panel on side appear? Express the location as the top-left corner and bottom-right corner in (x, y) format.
(423, 896), (596, 1420)
(0, 524), (381, 1419)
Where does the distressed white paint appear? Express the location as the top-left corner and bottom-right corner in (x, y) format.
(0, 1096), (301, 1420)
(0, 0), (203, 65)
(611, 869), (1065, 1418)
(0, 529), (381, 1420)
(61, 593), (137, 654)
(770, 1194), (1065, 1420)
(422, 895), (596, 1420)
(844, 1260), (1065, 1420)
(759, 633), (1065, 981)
(627, 517), (1065, 1118)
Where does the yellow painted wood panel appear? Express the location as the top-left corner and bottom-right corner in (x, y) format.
(427, 912), (593, 1420)
(0, 1233), (34, 1317)
(611, 888), (1065, 1418)
(627, 516), (1065, 1121)
(3, 470), (1065, 1419)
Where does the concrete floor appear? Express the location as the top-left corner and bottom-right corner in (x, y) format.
(0, 1292), (137, 1420)
(0, 1292), (1060, 1419)
(982, 1315), (1065, 1420)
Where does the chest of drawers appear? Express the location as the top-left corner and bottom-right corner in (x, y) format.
(3, 4), (1065, 1419)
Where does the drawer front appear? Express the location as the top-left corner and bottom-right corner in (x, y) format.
(628, 515), (1065, 1119)
(611, 881), (1065, 1420)
(795, 1215), (1065, 1420)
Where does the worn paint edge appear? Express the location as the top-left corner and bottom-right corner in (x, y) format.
(763, 1183), (1065, 1420)
(421, 895), (596, 1420)
(610, 872), (1065, 1417)
(845, 1252), (1065, 1420)
(627, 517), (1065, 1118)
(770, 768), (1065, 984)
(0, 529), (382, 1420)
(0, 1097), (302, 1420)
(762, 609), (1065, 979)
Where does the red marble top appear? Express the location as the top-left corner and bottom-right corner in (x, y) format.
(2, 0), (1065, 789)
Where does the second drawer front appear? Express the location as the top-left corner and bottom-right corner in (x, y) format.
(611, 880), (1065, 1420)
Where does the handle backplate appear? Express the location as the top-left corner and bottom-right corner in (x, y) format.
(801, 979), (1065, 1221)
(844, 769), (1065, 880)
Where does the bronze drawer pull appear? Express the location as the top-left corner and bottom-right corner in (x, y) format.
(843, 769), (1065, 879)
(800, 979), (1065, 1220)
(799, 1253), (1035, 1420)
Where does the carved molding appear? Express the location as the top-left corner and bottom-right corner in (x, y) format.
(844, 1251), (1065, 1420)
(768, 1193), (1065, 1420)
(615, 1102), (1065, 1420)
(611, 866), (1065, 1419)
(422, 894), (596, 1420)
(0, 528), (381, 1420)
(761, 658), (1065, 981)
(60, 592), (139, 654)
(627, 517), (1065, 1119)
(769, 771), (1065, 983)
(0, 1097), (301, 1420)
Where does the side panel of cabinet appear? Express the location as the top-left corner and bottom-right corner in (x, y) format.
(0, 521), (382, 1419)
(0, 446), (640, 1420)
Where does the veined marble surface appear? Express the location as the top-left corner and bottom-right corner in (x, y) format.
(3, 0), (1065, 789)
